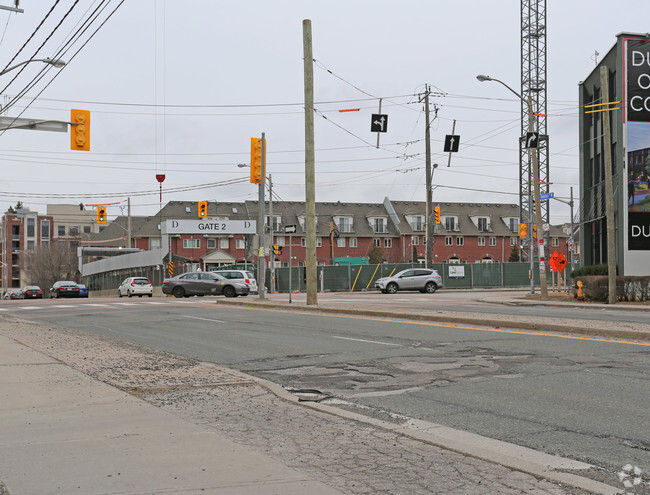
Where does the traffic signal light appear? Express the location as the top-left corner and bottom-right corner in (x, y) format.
(70, 109), (90, 151)
(198, 201), (207, 218)
(518, 223), (527, 239)
(250, 137), (264, 184)
(434, 206), (441, 224)
(97, 206), (106, 224)
(272, 245), (282, 256)
(533, 225), (538, 239)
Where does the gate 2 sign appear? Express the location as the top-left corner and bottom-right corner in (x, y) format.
(163, 219), (256, 235)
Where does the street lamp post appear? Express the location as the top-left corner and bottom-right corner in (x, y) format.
(0, 57), (66, 77)
(477, 74), (548, 299)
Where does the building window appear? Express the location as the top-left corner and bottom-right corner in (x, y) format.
(337, 238), (345, 248)
(207, 239), (216, 249)
(510, 237), (518, 246)
(69, 226), (79, 235)
(372, 218), (386, 234)
(27, 218), (35, 237)
(41, 240), (49, 248)
(336, 217), (353, 233)
(409, 215), (424, 231)
(27, 240), (34, 249)
(478, 236), (485, 246)
(457, 236), (464, 246)
(373, 238), (381, 247)
(411, 236), (419, 245)
(183, 239), (200, 249)
(58, 225), (65, 236)
(445, 236), (453, 246)
(236, 239), (245, 249)
(150, 238), (162, 249)
(509, 218), (518, 232)
(265, 215), (281, 232)
(477, 217), (490, 232)
(276, 237), (285, 247)
(220, 238), (229, 249)
(552, 237), (559, 247)
(41, 220), (50, 238)
(315, 237), (322, 247)
(384, 238), (392, 248)
(349, 238), (358, 248)
(489, 237), (496, 247)
(83, 225), (91, 234)
(444, 217), (458, 231)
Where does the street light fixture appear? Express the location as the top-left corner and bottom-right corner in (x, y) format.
(0, 57), (66, 77)
(476, 74), (548, 300)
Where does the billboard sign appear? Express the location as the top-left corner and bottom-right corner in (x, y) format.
(625, 37), (650, 251)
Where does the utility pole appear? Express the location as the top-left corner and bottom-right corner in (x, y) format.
(258, 132), (267, 300)
(601, 66), (617, 304)
(303, 19), (317, 305)
(268, 175), (274, 293)
(127, 197), (132, 248)
(421, 85), (433, 268)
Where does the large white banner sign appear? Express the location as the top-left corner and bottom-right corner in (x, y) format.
(164, 219), (257, 235)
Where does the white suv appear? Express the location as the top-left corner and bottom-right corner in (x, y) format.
(375, 268), (443, 294)
(213, 270), (258, 294)
(118, 277), (153, 298)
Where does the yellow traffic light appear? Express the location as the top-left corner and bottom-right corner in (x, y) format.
(272, 245), (282, 256)
(518, 223), (528, 239)
(97, 206), (106, 224)
(198, 201), (207, 218)
(533, 225), (538, 239)
(250, 137), (264, 184)
(434, 206), (441, 224)
(70, 109), (90, 151)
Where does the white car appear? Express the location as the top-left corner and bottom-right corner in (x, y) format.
(375, 268), (443, 294)
(118, 277), (153, 298)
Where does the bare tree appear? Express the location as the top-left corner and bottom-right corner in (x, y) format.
(23, 242), (79, 293)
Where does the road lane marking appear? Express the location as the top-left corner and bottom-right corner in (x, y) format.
(16, 306), (42, 310)
(51, 305), (74, 308)
(182, 315), (226, 323)
(84, 304), (111, 307)
(333, 336), (402, 347)
(113, 302), (138, 306)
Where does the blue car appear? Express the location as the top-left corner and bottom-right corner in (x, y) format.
(77, 283), (89, 298)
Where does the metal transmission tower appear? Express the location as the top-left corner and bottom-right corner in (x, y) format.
(520, 0), (549, 256)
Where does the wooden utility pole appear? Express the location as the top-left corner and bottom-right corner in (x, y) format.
(422, 86), (433, 268)
(303, 19), (317, 305)
(600, 66), (617, 304)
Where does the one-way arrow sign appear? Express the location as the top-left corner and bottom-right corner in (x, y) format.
(371, 114), (388, 133)
(444, 134), (460, 152)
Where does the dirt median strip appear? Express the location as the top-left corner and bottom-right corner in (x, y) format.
(217, 299), (650, 343)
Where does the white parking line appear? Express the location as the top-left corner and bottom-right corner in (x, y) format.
(333, 336), (402, 347)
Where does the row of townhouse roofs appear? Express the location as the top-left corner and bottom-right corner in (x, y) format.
(86, 198), (574, 268)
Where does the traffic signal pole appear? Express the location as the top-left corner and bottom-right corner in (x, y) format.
(258, 133), (266, 300)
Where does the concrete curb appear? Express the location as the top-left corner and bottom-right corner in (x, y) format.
(250, 375), (622, 495)
(217, 299), (650, 343)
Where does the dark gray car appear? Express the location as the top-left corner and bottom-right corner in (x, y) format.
(162, 271), (249, 298)
(374, 268), (443, 294)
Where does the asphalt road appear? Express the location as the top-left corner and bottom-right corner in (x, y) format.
(4, 296), (649, 477)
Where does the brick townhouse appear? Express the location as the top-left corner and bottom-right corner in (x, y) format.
(87, 199), (571, 270)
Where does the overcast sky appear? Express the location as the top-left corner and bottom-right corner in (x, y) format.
(0, 0), (647, 224)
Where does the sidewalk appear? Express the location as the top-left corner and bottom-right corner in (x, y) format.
(0, 331), (341, 495)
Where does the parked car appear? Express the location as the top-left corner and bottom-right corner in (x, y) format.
(3, 288), (23, 300)
(375, 268), (443, 294)
(22, 286), (43, 299)
(77, 284), (89, 298)
(118, 277), (153, 298)
(162, 271), (249, 298)
(213, 269), (258, 294)
(49, 281), (80, 298)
